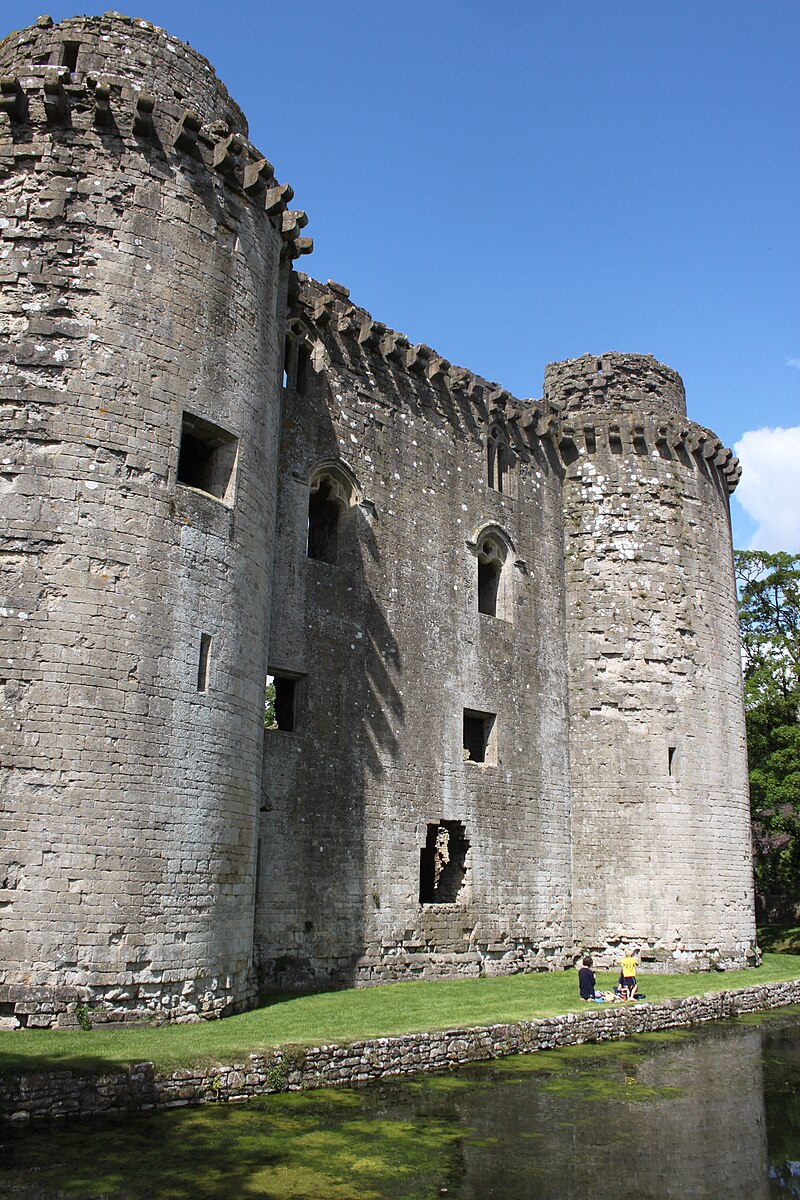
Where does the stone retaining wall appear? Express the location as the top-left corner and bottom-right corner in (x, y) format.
(3, 979), (800, 1124)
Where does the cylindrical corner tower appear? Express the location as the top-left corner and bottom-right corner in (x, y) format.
(546, 353), (757, 971)
(0, 14), (302, 1023)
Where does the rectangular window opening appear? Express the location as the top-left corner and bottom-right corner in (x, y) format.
(296, 344), (311, 394)
(62, 41), (80, 72)
(197, 633), (212, 692)
(668, 746), (676, 777)
(463, 709), (496, 765)
(177, 411), (238, 504)
(265, 672), (302, 732)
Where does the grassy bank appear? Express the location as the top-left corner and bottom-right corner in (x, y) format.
(758, 924), (800, 954)
(1, 952), (799, 1077)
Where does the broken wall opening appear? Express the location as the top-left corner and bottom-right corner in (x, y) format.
(419, 820), (469, 903)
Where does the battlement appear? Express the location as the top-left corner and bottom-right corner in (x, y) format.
(289, 277), (740, 491)
(544, 352), (687, 418)
(290, 273), (551, 433)
(0, 15), (311, 259)
(0, 12), (247, 133)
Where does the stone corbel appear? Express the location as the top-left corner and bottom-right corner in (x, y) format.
(264, 182), (294, 217)
(174, 108), (202, 154)
(43, 71), (68, 124)
(242, 156), (274, 196)
(133, 92), (155, 137)
(212, 132), (246, 177)
(0, 77), (25, 123)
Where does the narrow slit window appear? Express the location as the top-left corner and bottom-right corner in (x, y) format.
(496, 445), (507, 494)
(463, 709), (496, 765)
(296, 344), (311, 394)
(419, 821), (470, 904)
(668, 746), (676, 777)
(197, 633), (212, 691)
(282, 337), (293, 390)
(177, 412), (238, 503)
(283, 327), (312, 393)
(486, 424), (515, 495)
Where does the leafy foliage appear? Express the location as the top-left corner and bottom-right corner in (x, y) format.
(264, 677), (276, 729)
(735, 551), (800, 921)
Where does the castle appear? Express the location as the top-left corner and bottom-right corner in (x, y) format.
(0, 14), (758, 1027)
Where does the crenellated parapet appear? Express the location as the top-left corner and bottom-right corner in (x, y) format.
(0, 13), (311, 258)
(543, 352), (687, 418)
(541, 353), (741, 494)
(288, 273), (557, 455)
(288, 278), (741, 492)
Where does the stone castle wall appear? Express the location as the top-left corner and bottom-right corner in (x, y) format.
(0, 13), (309, 1024)
(255, 277), (574, 990)
(1, 14), (757, 1026)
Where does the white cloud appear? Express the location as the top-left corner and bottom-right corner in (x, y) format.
(786, 358), (800, 370)
(733, 426), (800, 552)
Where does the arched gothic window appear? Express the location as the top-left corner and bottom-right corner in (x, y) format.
(307, 466), (354, 564)
(486, 424), (514, 494)
(476, 530), (512, 620)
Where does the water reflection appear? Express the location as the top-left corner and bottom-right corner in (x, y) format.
(2, 1008), (799, 1199)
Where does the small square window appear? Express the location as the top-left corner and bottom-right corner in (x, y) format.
(265, 672), (303, 732)
(463, 709), (497, 765)
(177, 412), (238, 504)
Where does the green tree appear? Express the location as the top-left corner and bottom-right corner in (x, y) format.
(735, 551), (800, 921)
(264, 677), (276, 729)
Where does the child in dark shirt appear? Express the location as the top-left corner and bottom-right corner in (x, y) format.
(578, 955), (600, 1000)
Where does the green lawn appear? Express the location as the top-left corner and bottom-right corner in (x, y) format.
(1, 952), (799, 1077)
(758, 924), (800, 954)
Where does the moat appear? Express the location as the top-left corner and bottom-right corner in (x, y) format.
(3, 1007), (799, 1199)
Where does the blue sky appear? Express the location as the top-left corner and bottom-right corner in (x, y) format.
(8, 1), (799, 550)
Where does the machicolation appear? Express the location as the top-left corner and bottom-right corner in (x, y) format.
(1, 13), (757, 1028)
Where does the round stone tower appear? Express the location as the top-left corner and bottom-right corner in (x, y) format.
(0, 14), (308, 1024)
(545, 353), (757, 971)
